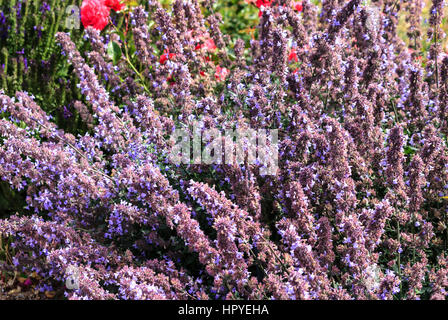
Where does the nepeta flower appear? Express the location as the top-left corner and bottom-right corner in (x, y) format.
(2, 0), (448, 301)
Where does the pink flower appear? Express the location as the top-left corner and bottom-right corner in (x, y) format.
(105, 0), (125, 12)
(214, 66), (229, 81)
(194, 34), (217, 53)
(203, 38), (217, 52)
(81, 0), (110, 31)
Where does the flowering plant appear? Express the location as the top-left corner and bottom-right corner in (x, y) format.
(1, 0), (448, 300)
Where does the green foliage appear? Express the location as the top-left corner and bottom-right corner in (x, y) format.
(107, 40), (122, 65)
(213, 0), (259, 43)
(0, 0), (89, 214)
(0, 0), (87, 125)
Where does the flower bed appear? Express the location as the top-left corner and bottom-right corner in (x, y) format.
(1, 0), (448, 300)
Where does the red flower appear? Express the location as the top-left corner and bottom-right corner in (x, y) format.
(81, 0), (110, 31)
(255, 0), (272, 8)
(215, 66), (229, 81)
(195, 37), (217, 53)
(294, 1), (303, 12)
(105, 0), (125, 11)
(256, 0), (272, 17)
(288, 48), (298, 63)
(160, 49), (175, 64)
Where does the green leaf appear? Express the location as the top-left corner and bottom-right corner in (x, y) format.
(404, 145), (418, 155)
(107, 41), (122, 65)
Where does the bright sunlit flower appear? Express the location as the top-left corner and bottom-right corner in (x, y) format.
(80, 0), (110, 31)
